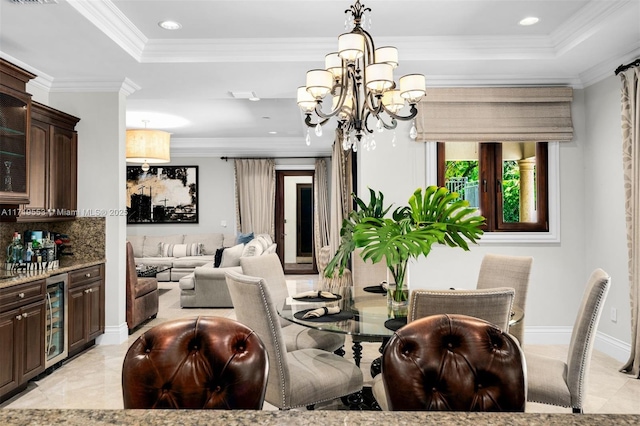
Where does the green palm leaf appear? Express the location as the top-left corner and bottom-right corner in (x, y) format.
(325, 186), (486, 285)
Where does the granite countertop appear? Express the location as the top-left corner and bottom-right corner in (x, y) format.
(0, 258), (106, 289)
(0, 410), (638, 426)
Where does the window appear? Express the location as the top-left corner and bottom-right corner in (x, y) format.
(437, 142), (548, 232)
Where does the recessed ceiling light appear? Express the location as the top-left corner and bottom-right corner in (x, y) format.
(519, 17), (539, 26)
(268, 131), (278, 135)
(158, 20), (182, 30)
(230, 91), (260, 101)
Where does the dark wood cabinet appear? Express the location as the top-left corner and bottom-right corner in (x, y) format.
(0, 279), (45, 402)
(68, 264), (104, 357)
(20, 102), (79, 221)
(0, 59), (35, 210)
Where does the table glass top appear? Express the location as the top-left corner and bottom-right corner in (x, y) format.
(278, 280), (524, 339)
(278, 280), (397, 339)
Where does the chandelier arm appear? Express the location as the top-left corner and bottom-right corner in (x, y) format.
(380, 103), (419, 121)
(381, 116), (398, 130)
(304, 113), (331, 128)
(362, 109), (375, 135)
(313, 100), (343, 120)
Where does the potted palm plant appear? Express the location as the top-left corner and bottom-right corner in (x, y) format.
(325, 186), (485, 316)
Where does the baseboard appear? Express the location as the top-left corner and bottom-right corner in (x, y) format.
(96, 323), (129, 346)
(524, 326), (573, 345)
(595, 331), (632, 363)
(524, 326), (631, 363)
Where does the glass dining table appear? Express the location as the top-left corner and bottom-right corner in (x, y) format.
(278, 279), (524, 374)
(279, 280), (402, 370)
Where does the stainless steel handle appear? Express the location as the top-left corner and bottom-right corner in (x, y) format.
(85, 289), (90, 293)
(18, 292), (25, 299)
(16, 315), (22, 321)
(22, 312), (27, 318)
(85, 273), (91, 278)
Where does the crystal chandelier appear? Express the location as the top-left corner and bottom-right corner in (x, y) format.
(297, 0), (426, 151)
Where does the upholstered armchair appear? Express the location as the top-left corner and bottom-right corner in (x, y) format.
(122, 316), (268, 409)
(378, 314), (526, 411)
(125, 241), (159, 332)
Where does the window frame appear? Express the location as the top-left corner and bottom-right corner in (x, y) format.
(427, 141), (559, 244)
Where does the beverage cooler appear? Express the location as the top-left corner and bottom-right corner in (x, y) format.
(45, 273), (68, 368)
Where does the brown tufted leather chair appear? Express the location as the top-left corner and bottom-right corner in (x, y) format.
(126, 241), (159, 333)
(381, 314), (526, 412)
(122, 316), (269, 410)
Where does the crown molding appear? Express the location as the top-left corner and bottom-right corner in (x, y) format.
(580, 44), (640, 88)
(48, 78), (141, 95)
(70, 0), (631, 69)
(551, 0), (634, 56)
(170, 137), (331, 157)
(66, 0), (147, 60)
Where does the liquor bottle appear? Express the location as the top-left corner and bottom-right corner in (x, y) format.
(42, 232), (56, 263)
(25, 242), (33, 262)
(6, 232), (23, 264)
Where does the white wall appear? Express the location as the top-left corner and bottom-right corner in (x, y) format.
(126, 157), (237, 237)
(583, 75), (631, 348)
(357, 101), (593, 338)
(47, 90), (129, 345)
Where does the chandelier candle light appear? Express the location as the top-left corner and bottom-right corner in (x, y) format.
(297, 0), (426, 151)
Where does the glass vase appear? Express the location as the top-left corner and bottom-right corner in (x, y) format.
(387, 284), (409, 318)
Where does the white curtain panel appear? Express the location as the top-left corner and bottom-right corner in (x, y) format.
(314, 158), (330, 266)
(329, 129), (353, 254)
(234, 159), (276, 238)
(620, 66), (640, 378)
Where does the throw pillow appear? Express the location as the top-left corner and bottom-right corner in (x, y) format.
(236, 232), (254, 245)
(214, 247), (225, 267)
(160, 243), (201, 257)
(220, 243), (244, 268)
(241, 239), (264, 257)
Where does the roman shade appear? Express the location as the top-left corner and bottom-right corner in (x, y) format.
(416, 87), (573, 142)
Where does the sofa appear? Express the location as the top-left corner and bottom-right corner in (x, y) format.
(126, 233), (239, 282)
(179, 234), (277, 308)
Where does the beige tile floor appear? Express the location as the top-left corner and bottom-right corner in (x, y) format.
(2, 278), (639, 413)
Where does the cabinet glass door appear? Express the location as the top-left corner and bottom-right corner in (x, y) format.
(0, 92), (28, 200)
(45, 278), (68, 367)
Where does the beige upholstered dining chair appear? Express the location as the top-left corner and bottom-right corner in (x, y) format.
(408, 287), (516, 329)
(240, 253), (345, 353)
(351, 247), (389, 298)
(317, 245), (352, 289)
(372, 287), (516, 410)
(476, 253), (533, 344)
(225, 270), (363, 410)
(525, 268), (611, 413)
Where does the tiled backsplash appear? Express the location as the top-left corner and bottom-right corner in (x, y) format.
(0, 217), (106, 264)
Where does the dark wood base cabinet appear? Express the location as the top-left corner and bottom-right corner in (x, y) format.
(0, 280), (45, 403)
(68, 265), (105, 358)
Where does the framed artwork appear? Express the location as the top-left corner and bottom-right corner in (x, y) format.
(126, 166), (198, 224)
